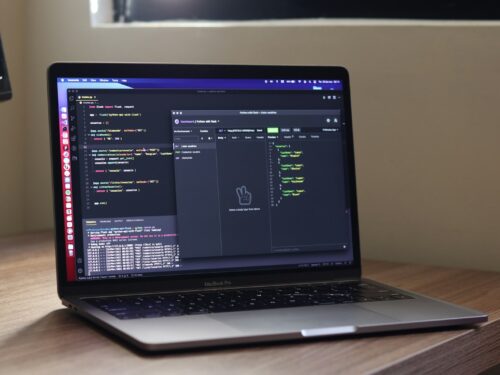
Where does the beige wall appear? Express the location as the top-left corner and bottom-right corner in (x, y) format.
(5, 0), (500, 271)
(0, 0), (25, 235)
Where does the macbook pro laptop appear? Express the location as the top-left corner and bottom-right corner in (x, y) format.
(47, 63), (486, 351)
(0, 36), (12, 102)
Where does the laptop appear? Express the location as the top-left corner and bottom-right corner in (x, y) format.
(0, 36), (12, 102)
(47, 63), (486, 351)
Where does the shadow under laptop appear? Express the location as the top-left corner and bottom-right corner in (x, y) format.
(0, 308), (477, 360)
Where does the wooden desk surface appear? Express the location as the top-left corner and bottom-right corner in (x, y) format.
(0, 232), (499, 375)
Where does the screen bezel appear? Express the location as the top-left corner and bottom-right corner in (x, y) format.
(48, 63), (361, 297)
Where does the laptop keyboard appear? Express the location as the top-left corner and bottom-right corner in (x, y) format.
(85, 281), (413, 320)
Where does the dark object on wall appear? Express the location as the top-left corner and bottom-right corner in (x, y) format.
(0, 36), (12, 102)
(114, 0), (500, 22)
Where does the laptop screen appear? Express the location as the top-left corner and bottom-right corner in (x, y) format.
(55, 75), (355, 281)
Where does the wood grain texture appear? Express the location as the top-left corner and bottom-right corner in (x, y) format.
(0, 231), (499, 375)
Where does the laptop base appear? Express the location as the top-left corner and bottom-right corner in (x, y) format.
(64, 279), (487, 351)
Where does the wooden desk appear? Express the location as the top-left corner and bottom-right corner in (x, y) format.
(1, 232), (499, 374)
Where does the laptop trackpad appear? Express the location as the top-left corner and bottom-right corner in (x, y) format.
(212, 304), (395, 333)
